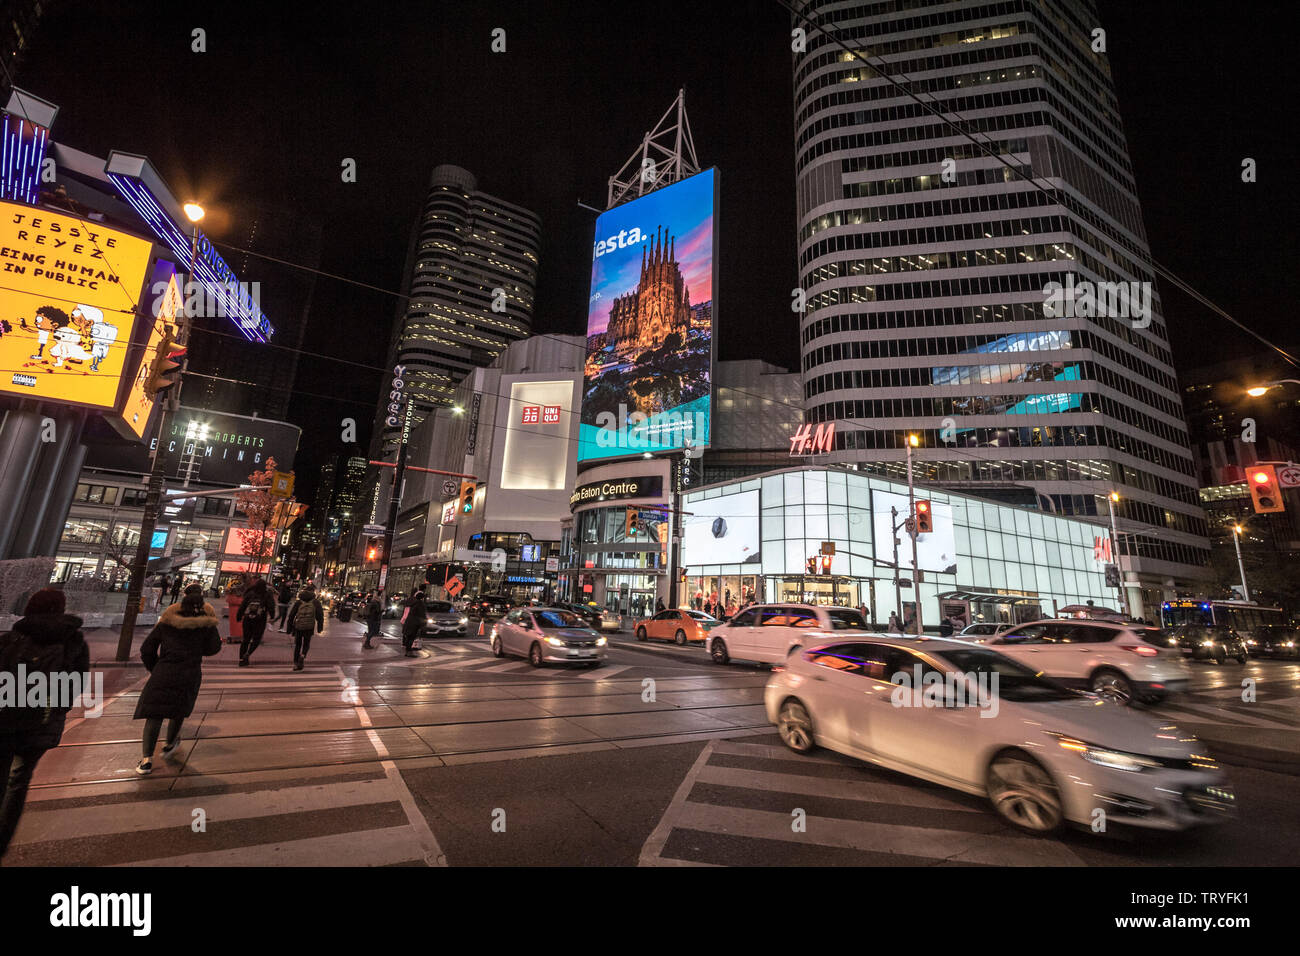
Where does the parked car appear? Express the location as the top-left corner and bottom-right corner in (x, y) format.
(1167, 624), (1250, 665)
(959, 622), (1009, 642)
(422, 600), (469, 638)
(705, 603), (871, 666)
(988, 619), (1190, 704)
(636, 609), (722, 645)
(489, 606), (607, 667)
(1252, 625), (1300, 659)
(587, 604), (623, 633)
(766, 636), (1234, 833)
(553, 602), (602, 630)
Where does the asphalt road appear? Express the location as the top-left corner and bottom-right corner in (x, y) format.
(6, 617), (1298, 866)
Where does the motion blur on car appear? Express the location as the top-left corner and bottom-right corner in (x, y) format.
(489, 606), (607, 667)
(1253, 624), (1300, 659)
(636, 608), (722, 645)
(766, 637), (1234, 834)
(1166, 624), (1250, 664)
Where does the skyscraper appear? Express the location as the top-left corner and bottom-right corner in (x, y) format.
(376, 164), (540, 450)
(793, 0), (1209, 609)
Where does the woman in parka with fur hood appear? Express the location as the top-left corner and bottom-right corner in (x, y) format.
(133, 584), (222, 775)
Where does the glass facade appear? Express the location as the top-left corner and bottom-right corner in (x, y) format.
(684, 467), (1111, 629)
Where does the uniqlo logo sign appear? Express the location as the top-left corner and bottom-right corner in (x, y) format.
(521, 406), (540, 424)
(542, 405), (560, 424)
(522, 404), (561, 425)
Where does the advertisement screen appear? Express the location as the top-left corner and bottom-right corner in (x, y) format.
(682, 490), (760, 567)
(500, 379), (572, 489)
(0, 202), (153, 409)
(871, 489), (957, 575)
(116, 261), (182, 440)
(85, 407), (300, 486)
(579, 168), (715, 461)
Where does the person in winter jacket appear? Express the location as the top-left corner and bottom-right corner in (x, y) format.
(0, 589), (90, 858)
(133, 584), (222, 776)
(275, 579), (294, 631)
(285, 586), (324, 671)
(401, 589), (427, 657)
(363, 591), (383, 648)
(236, 575), (272, 667)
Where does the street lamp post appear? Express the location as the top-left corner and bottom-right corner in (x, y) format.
(1245, 379), (1300, 397)
(1106, 491), (1130, 619)
(906, 433), (921, 638)
(116, 202), (205, 662)
(1231, 522), (1251, 602)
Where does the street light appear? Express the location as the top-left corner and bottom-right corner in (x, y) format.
(1231, 522), (1252, 602)
(904, 433), (921, 638)
(1245, 379), (1300, 397)
(1106, 491), (1130, 618)
(182, 202), (205, 223)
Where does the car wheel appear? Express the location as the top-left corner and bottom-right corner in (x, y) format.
(1213, 647), (1227, 665)
(987, 752), (1064, 834)
(674, 629), (688, 646)
(636, 626), (647, 642)
(1090, 668), (1135, 705)
(1236, 651), (1248, 664)
(529, 643), (544, 668)
(777, 699), (816, 754)
(710, 638), (730, 665)
(491, 636), (504, 658)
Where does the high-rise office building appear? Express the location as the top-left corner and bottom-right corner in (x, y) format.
(376, 164), (540, 450)
(793, 0), (1209, 608)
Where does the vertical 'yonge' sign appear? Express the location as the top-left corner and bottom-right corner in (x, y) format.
(384, 363), (407, 430)
(579, 168), (716, 462)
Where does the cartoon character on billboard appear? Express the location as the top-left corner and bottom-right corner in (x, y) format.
(83, 307), (118, 372)
(48, 304), (97, 368)
(20, 305), (70, 360)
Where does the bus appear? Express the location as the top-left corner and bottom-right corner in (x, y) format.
(1161, 600), (1287, 638)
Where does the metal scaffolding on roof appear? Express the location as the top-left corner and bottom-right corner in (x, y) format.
(606, 88), (700, 210)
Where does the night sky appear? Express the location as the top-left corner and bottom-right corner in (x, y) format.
(13, 0), (1297, 500)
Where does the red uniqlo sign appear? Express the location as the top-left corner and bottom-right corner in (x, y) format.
(542, 405), (560, 424)
(521, 406), (540, 424)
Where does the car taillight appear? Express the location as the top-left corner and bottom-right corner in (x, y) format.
(1121, 644), (1159, 657)
(771, 665), (785, 674)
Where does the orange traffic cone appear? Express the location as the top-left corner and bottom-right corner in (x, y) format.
(477, 618), (485, 637)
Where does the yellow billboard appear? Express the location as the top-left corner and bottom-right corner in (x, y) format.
(0, 202), (153, 409)
(118, 268), (182, 438)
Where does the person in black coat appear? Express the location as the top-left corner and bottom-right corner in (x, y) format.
(275, 579), (294, 631)
(284, 586), (324, 671)
(401, 589), (427, 657)
(235, 575), (272, 667)
(0, 588), (89, 858)
(363, 590), (383, 648)
(133, 584), (221, 776)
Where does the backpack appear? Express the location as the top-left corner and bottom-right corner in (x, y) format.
(0, 630), (70, 721)
(293, 600), (317, 631)
(243, 595), (266, 621)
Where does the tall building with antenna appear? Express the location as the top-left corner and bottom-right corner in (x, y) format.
(793, 0), (1209, 612)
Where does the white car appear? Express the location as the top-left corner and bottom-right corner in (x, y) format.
(959, 622), (1009, 641)
(705, 603), (870, 666)
(489, 606), (607, 667)
(766, 637), (1235, 833)
(987, 619), (1190, 705)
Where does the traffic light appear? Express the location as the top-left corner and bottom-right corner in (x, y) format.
(459, 481), (477, 514)
(819, 554), (832, 575)
(625, 507), (638, 537)
(144, 329), (186, 399)
(1248, 465), (1285, 514)
(806, 556), (817, 575)
(915, 500), (933, 533)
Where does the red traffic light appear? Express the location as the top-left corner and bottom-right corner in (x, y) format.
(1252, 471), (1270, 484)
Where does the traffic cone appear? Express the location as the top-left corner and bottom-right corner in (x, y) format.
(477, 618), (485, 637)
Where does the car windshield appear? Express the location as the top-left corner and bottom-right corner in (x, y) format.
(686, 611), (718, 621)
(534, 610), (586, 629)
(826, 609), (869, 630)
(426, 601), (453, 613)
(932, 647), (1077, 702)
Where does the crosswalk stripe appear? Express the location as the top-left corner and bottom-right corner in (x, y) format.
(694, 763), (985, 812)
(121, 824), (425, 867)
(474, 661), (534, 673)
(1156, 702), (1298, 728)
(664, 800), (1086, 866)
(577, 665), (631, 680)
(12, 778), (400, 845)
(710, 738), (876, 766)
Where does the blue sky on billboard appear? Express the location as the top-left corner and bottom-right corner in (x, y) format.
(579, 168), (716, 463)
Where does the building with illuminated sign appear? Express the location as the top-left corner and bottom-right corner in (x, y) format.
(374, 164), (540, 451)
(793, 0), (1209, 614)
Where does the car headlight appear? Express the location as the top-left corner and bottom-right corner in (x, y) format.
(1200, 640), (1214, 647)
(459, 617), (468, 625)
(1284, 641), (1295, 648)
(1053, 735), (1161, 772)
(596, 636), (607, 646)
(426, 617), (434, 624)
(544, 636), (565, 647)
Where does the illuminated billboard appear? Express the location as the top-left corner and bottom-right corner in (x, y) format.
(114, 260), (182, 440)
(0, 202), (153, 409)
(871, 489), (958, 575)
(500, 379), (573, 490)
(579, 168), (715, 462)
(682, 489), (761, 567)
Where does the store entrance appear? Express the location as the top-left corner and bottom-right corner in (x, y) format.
(772, 576), (866, 611)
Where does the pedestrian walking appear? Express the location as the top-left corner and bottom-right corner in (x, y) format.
(655, 597), (666, 614)
(236, 575), (272, 667)
(133, 584), (221, 775)
(363, 590), (382, 648)
(0, 589), (90, 858)
(156, 574), (170, 608)
(401, 589), (427, 657)
(275, 578), (294, 631)
(285, 586), (324, 671)
(888, 611), (900, 633)
(169, 575), (183, 606)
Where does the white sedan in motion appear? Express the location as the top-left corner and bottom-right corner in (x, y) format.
(765, 636), (1235, 834)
